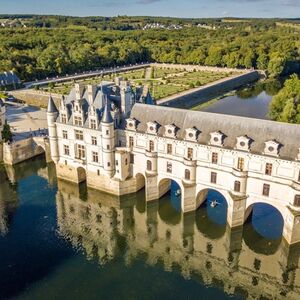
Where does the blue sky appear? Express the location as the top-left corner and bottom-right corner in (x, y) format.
(0, 0), (299, 18)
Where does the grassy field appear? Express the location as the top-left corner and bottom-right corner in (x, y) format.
(40, 67), (237, 100)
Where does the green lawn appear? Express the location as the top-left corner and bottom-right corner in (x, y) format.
(40, 67), (237, 100)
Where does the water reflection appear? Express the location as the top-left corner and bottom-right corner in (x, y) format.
(0, 166), (18, 236)
(199, 79), (283, 120)
(56, 179), (300, 300)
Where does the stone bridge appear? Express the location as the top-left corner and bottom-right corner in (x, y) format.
(2, 135), (52, 165)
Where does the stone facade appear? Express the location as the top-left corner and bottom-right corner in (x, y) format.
(48, 81), (300, 244)
(0, 99), (5, 143)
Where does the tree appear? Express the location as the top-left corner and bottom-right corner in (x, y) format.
(269, 74), (300, 124)
(267, 52), (286, 78)
(1, 121), (13, 142)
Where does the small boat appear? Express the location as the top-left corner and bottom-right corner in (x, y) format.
(210, 200), (219, 208)
(175, 189), (181, 197)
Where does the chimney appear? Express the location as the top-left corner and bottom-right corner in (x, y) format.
(75, 83), (84, 101)
(87, 85), (97, 104)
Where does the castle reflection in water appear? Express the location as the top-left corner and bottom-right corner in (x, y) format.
(56, 178), (300, 300)
(1, 161), (300, 299)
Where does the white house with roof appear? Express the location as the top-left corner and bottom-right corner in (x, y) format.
(47, 80), (300, 245)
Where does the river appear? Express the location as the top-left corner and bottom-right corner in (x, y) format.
(196, 79), (282, 120)
(1, 79), (299, 300)
(0, 156), (299, 300)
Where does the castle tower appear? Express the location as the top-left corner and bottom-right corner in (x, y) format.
(120, 81), (133, 119)
(101, 98), (115, 177)
(47, 96), (59, 164)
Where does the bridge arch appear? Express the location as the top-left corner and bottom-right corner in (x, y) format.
(77, 166), (87, 183)
(195, 188), (228, 239)
(243, 200), (285, 242)
(135, 172), (146, 192)
(157, 176), (183, 225)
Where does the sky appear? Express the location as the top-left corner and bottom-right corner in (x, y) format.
(0, 0), (299, 18)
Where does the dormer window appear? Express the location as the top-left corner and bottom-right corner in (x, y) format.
(126, 118), (137, 131)
(164, 124), (177, 138)
(61, 113), (67, 124)
(210, 131), (225, 147)
(236, 136), (251, 151)
(90, 119), (97, 130)
(185, 127), (198, 142)
(264, 140), (281, 157)
(74, 116), (83, 126)
(147, 121), (159, 135)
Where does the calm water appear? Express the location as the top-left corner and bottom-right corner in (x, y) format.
(0, 156), (299, 300)
(199, 80), (283, 120)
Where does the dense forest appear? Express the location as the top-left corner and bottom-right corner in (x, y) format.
(269, 74), (300, 124)
(0, 15), (299, 81)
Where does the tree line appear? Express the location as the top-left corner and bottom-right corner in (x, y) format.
(0, 16), (299, 82)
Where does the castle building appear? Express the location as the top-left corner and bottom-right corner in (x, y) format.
(47, 80), (300, 245)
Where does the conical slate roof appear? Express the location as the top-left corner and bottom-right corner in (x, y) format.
(47, 96), (58, 113)
(101, 97), (113, 123)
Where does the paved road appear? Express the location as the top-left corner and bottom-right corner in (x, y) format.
(24, 63), (150, 89)
(5, 103), (48, 141)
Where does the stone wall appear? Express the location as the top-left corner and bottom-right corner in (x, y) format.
(0, 143), (3, 162)
(158, 70), (260, 108)
(3, 137), (46, 165)
(10, 90), (61, 108)
(150, 62), (252, 74)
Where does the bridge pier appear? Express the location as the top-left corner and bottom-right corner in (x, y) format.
(283, 208), (300, 245)
(227, 194), (247, 228)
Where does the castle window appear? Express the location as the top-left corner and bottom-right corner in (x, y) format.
(116, 160), (118, 166)
(237, 157), (244, 171)
(90, 119), (96, 130)
(262, 184), (270, 197)
(130, 154), (134, 164)
(125, 158), (128, 165)
(187, 148), (193, 159)
(265, 163), (273, 176)
(185, 169), (191, 180)
(212, 152), (218, 164)
(149, 140), (154, 152)
(294, 195), (300, 207)
(61, 114), (67, 124)
(76, 144), (85, 159)
(211, 172), (217, 184)
(64, 145), (70, 156)
(167, 144), (172, 155)
(167, 162), (172, 173)
(107, 145), (110, 150)
(92, 151), (99, 163)
(234, 181), (241, 192)
(147, 160), (152, 171)
(74, 116), (82, 126)
(62, 130), (68, 139)
(298, 170), (300, 182)
(75, 130), (83, 141)
(107, 162), (110, 167)
(97, 170), (100, 176)
(91, 136), (97, 145)
(106, 130), (109, 135)
(129, 136), (134, 147)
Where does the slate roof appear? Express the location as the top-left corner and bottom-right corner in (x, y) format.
(101, 98), (114, 123)
(47, 96), (58, 113)
(130, 104), (300, 161)
(0, 71), (20, 86)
